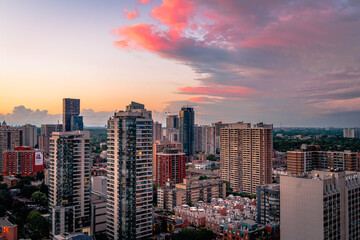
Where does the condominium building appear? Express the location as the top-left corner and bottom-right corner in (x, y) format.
(63, 98), (83, 132)
(153, 140), (182, 180)
(280, 170), (360, 240)
(194, 125), (216, 154)
(212, 121), (230, 154)
(153, 121), (163, 141)
(3, 146), (44, 177)
(106, 102), (153, 240)
(220, 122), (273, 194)
(256, 184), (280, 224)
(155, 149), (186, 186)
(179, 107), (195, 157)
(49, 131), (91, 236)
(166, 115), (179, 130)
(287, 145), (359, 175)
(39, 124), (63, 155)
(343, 128), (360, 138)
(0, 126), (22, 174)
(21, 124), (38, 148)
(158, 178), (226, 210)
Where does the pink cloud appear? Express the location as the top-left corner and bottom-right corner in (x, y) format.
(179, 85), (255, 97)
(141, 0), (152, 3)
(124, 8), (139, 20)
(188, 96), (215, 103)
(111, 23), (173, 51)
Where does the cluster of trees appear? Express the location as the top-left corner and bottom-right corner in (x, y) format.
(86, 128), (107, 154)
(172, 227), (215, 240)
(273, 128), (360, 152)
(225, 181), (256, 199)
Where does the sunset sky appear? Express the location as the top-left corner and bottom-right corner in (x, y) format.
(1, 0), (360, 127)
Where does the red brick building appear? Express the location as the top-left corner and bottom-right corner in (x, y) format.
(3, 146), (44, 177)
(155, 149), (186, 186)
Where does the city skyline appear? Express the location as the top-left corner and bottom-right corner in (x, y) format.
(2, 0), (360, 128)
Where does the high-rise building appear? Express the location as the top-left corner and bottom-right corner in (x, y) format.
(21, 124), (38, 147)
(343, 128), (360, 138)
(194, 125), (215, 154)
(153, 121), (163, 141)
(3, 146), (44, 177)
(153, 140), (182, 180)
(220, 122), (273, 194)
(39, 124), (62, 155)
(179, 107), (195, 157)
(155, 149), (186, 186)
(0, 126), (22, 174)
(63, 98), (83, 132)
(166, 115), (179, 129)
(212, 121), (230, 154)
(287, 145), (359, 175)
(281, 170), (360, 240)
(49, 131), (91, 236)
(256, 184), (280, 224)
(106, 102), (153, 240)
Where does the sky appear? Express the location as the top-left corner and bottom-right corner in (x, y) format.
(1, 0), (360, 127)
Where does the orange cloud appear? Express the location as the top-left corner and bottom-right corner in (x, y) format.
(141, 0), (152, 3)
(124, 8), (139, 20)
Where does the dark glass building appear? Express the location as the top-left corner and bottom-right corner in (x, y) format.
(179, 107), (194, 157)
(63, 98), (83, 131)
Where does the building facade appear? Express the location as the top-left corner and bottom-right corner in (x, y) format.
(153, 121), (163, 141)
(287, 145), (359, 175)
(0, 126), (22, 174)
(155, 149), (186, 187)
(3, 146), (44, 177)
(63, 98), (83, 132)
(153, 140), (182, 180)
(281, 170), (360, 240)
(39, 124), (62, 155)
(256, 184), (280, 225)
(220, 122), (273, 194)
(21, 124), (38, 148)
(106, 102), (153, 240)
(179, 107), (195, 157)
(49, 131), (91, 236)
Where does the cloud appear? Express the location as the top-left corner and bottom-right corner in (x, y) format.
(111, 0), (360, 126)
(188, 96), (215, 103)
(140, 0), (152, 4)
(124, 8), (139, 20)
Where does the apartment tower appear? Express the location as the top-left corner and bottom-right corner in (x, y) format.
(281, 170), (360, 240)
(179, 107), (195, 157)
(63, 98), (83, 132)
(220, 122), (272, 194)
(106, 102), (153, 240)
(49, 131), (91, 236)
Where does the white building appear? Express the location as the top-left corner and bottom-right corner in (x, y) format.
(281, 170), (360, 240)
(49, 131), (91, 236)
(106, 102), (153, 239)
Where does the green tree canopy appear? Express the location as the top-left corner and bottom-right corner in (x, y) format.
(206, 154), (217, 161)
(26, 211), (49, 239)
(31, 191), (48, 206)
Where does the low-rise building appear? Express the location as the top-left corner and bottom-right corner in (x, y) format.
(0, 217), (17, 240)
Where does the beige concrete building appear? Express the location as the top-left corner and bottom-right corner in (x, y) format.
(220, 122), (272, 194)
(281, 170), (360, 240)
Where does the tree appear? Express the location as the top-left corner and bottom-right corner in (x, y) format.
(206, 154), (217, 161)
(199, 175), (210, 180)
(173, 227), (215, 240)
(39, 182), (49, 196)
(31, 191), (48, 206)
(21, 185), (39, 199)
(26, 211), (49, 239)
(35, 171), (45, 181)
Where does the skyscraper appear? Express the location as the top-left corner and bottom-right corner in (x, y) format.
(166, 115), (179, 129)
(39, 124), (62, 155)
(49, 131), (91, 236)
(63, 98), (83, 131)
(153, 121), (163, 141)
(155, 149), (186, 187)
(220, 122), (273, 194)
(21, 124), (38, 147)
(281, 170), (360, 240)
(106, 102), (153, 240)
(179, 107), (194, 157)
